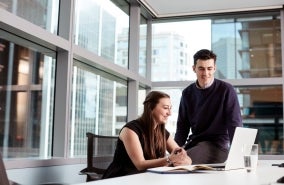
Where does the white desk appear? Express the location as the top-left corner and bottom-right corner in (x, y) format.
(74, 160), (284, 185)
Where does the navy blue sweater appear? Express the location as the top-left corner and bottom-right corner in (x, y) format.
(174, 79), (243, 150)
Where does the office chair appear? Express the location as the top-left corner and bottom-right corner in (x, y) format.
(0, 152), (11, 185)
(80, 132), (118, 182)
(0, 152), (68, 185)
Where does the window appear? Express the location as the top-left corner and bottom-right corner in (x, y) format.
(0, 31), (56, 158)
(0, 0), (59, 34)
(150, 8), (283, 156)
(153, 85), (283, 155)
(239, 86), (283, 154)
(70, 61), (127, 157)
(74, 0), (129, 67)
(152, 20), (211, 82)
(212, 12), (281, 79)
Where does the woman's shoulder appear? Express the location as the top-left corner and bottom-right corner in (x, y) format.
(125, 119), (140, 127)
(124, 120), (143, 134)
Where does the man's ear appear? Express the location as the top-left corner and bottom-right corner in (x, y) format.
(192, 65), (196, 72)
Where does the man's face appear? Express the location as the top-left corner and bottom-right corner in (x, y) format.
(192, 59), (216, 88)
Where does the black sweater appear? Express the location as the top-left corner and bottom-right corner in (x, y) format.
(174, 78), (243, 150)
(103, 120), (170, 179)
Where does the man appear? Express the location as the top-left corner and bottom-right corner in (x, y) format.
(174, 49), (243, 164)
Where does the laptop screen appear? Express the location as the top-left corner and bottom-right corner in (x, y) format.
(225, 127), (258, 170)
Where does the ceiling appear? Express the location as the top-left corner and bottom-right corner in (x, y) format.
(138, 0), (284, 18)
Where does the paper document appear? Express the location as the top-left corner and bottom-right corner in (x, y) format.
(147, 165), (215, 174)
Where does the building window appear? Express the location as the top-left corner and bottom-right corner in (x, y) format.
(153, 49), (158, 55)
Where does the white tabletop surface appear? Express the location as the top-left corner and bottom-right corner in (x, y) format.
(74, 160), (284, 185)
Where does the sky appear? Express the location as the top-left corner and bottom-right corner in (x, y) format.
(153, 20), (212, 55)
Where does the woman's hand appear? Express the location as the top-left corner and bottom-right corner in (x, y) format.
(168, 147), (192, 166)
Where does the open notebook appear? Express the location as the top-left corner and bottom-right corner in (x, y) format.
(197, 127), (258, 171)
(147, 127), (258, 173)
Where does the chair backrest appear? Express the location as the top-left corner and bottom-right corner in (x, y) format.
(0, 152), (11, 185)
(80, 132), (118, 181)
(87, 132), (118, 168)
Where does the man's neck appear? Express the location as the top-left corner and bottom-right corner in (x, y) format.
(196, 79), (214, 89)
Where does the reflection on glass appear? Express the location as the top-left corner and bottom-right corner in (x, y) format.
(0, 36), (55, 158)
(74, 0), (129, 67)
(238, 86), (283, 154)
(70, 62), (127, 157)
(212, 12), (281, 79)
(0, 0), (59, 34)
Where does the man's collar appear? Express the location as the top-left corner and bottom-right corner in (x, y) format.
(196, 78), (214, 89)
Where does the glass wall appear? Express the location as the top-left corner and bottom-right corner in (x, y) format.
(240, 86), (283, 154)
(151, 10), (283, 155)
(74, 0), (129, 67)
(212, 12), (281, 79)
(0, 0), (283, 163)
(151, 12), (281, 82)
(151, 20), (211, 82)
(0, 31), (56, 158)
(0, 0), (59, 34)
(153, 85), (283, 155)
(70, 61), (127, 157)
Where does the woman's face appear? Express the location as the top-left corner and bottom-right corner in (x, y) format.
(152, 97), (172, 124)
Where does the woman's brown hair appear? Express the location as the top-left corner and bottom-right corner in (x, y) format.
(137, 91), (170, 159)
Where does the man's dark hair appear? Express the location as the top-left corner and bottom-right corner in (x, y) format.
(193, 49), (217, 65)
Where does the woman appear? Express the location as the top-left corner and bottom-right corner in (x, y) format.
(102, 91), (191, 179)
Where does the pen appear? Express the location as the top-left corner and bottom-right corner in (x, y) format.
(272, 163), (284, 167)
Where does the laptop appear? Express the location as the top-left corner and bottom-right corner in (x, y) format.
(200, 127), (258, 171)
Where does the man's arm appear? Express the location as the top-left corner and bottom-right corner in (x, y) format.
(174, 96), (191, 146)
(226, 86), (243, 143)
